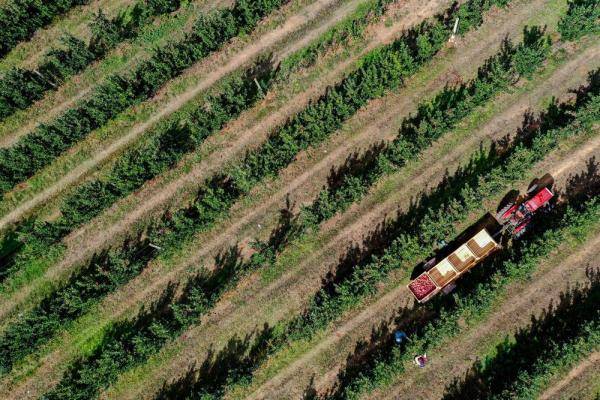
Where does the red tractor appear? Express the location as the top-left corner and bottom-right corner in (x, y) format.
(407, 174), (556, 304)
(496, 174), (555, 237)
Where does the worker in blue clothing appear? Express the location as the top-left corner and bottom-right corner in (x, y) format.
(394, 330), (409, 345)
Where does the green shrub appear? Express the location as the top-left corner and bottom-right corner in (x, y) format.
(0, 0), (90, 57)
(0, 0), (286, 194)
(558, 0), (599, 41)
(513, 25), (552, 77)
(0, 0), (185, 121)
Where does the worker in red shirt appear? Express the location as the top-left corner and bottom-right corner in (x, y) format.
(414, 353), (428, 368)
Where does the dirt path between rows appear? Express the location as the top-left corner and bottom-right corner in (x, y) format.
(106, 5), (600, 399)
(539, 352), (600, 400)
(373, 227), (600, 400)
(1, 0), (592, 396)
(0, 0), (452, 395)
(0, 0), (346, 229)
(244, 75), (600, 400)
(0, 0), (223, 149)
(0, 0), (516, 396)
(0, 0), (133, 72)
(0, 0), (454, 322)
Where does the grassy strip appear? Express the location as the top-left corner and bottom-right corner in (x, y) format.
(442, 283), (600, 400)
(329, 194), (600, 399)
(152, 58), (600, 400)
(278, 0), (393, 76)
(0, 0), (287, 195)
(0, 0), (89, 58)
(32, 1), (510, 397)
(0, 0), (186, 121)
(0, 60), (276, 376)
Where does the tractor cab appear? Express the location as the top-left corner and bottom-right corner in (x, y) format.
(496, 176), (555, 237)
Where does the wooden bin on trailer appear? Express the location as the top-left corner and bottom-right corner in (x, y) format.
(407, 229), (500, 303)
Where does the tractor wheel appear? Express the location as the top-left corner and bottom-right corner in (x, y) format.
(496, 202), (514, 221)
(527, 176), (540, 195)
(442, 282), (457, 294)
(514, 226), (528, 239)
(423, 257), (437, 271)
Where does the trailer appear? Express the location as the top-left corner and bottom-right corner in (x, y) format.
(407, 176), (555, 303)
(408, 228), (500, 303)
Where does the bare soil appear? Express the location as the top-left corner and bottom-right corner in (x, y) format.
(0, 0), (455, 323)
(372, 230), (600, 400)
(247, 142), (600, 400)
(539, 352), (600, 400)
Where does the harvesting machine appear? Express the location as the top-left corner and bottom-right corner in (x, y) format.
(407, 175), (555, 303)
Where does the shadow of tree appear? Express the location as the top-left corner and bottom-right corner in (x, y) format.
(564, 156), (600, 205)
(44, 244), (246, 399)
(442, 267), (600, 400)
(303, 155), (599, 399)
(155, 323), (278, 399)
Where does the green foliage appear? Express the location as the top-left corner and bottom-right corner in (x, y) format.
(306, 26), (548, 225)
(0, 0), (285, 193)
(455, 0), (511, 35)
(513, 26), (552, 77)
(279, 0), (395, 76)
(0, 0), (185, 121)
(0, 62), (275, 375)
(42, 247), (248, 400)
(442, 278), (600, 400)
(558, 0), (600, 41)
(0, 0), (90, 58)
(502, 322), (600, 400)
